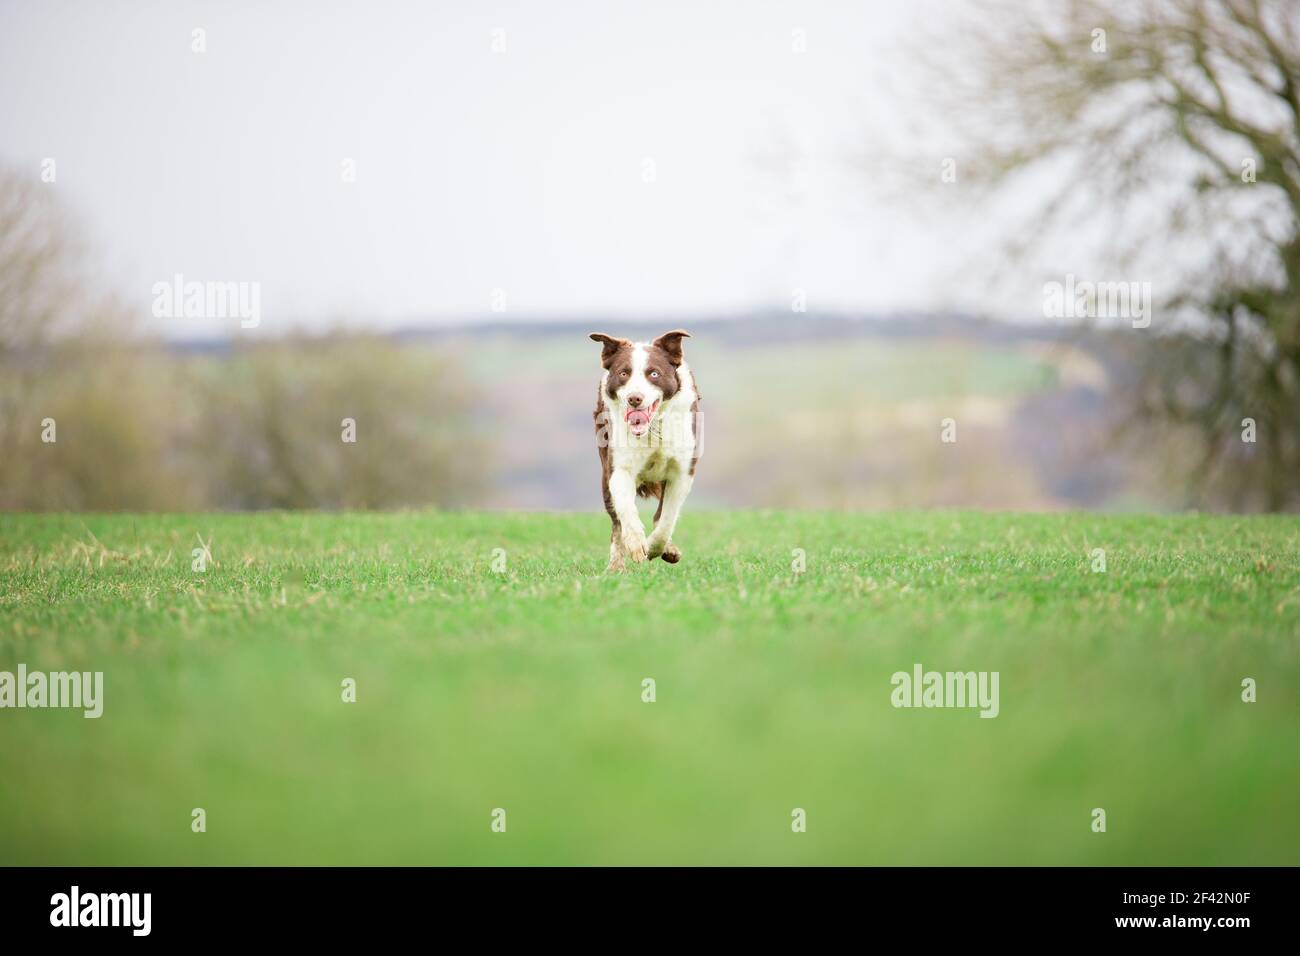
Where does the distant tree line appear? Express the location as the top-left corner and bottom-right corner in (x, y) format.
(0, 168), (485, 511)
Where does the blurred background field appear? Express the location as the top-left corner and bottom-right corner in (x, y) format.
(1, 510), (1297, 865)
(0, 308), (1268, 514)
(452, 318), (1135, 511)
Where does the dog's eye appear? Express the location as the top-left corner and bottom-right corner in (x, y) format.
(649, 371), (659, 379)
(620, 370), (629, 377)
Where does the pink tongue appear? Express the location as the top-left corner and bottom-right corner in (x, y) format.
(626, 409), (651, 428)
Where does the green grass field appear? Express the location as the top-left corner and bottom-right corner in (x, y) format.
(1, 510), (1297, 865)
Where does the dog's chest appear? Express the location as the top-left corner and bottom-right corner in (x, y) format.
(635, 449), (672, 483)
(609, 383), (696, 479)
(611, 438), (674, 480)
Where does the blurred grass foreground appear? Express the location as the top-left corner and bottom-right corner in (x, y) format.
(1, 510), (1296, 864)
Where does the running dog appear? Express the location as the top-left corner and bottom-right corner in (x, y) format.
(590, 330), (700, 571)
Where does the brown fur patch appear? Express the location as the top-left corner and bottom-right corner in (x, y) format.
(641, 345), (681, 401)
(594, 381), (619, 538)
(589, 332), (632, 369)
(652, 329), (690, 366)
(639, 480), (665, 501)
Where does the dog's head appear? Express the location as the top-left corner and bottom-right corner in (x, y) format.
(589, 330), (690, 438)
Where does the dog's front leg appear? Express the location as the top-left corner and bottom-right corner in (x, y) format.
(647, 472), (693, 561)
(607, 469), (647, 563)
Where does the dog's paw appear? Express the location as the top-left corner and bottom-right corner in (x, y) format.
(659, 543), (681, 563)
(621, 529), (648, 563)
(606, 555), (627, 572)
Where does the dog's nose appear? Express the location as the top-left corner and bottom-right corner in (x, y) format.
(626, 393), (643, 408)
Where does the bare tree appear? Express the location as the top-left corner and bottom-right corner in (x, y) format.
(916, 0), (1300, 509)
(0, 166), (79, 473)
(0, 166), (199, 509)
(0, 167), (486, 511)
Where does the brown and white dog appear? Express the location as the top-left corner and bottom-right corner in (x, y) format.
(590, 329), (700, 571)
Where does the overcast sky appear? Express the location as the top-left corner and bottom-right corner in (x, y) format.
(0, 0), (1016, 337)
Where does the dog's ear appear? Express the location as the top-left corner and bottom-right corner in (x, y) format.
(589, 332), (631, 369)
(652, 329), (691, 366)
